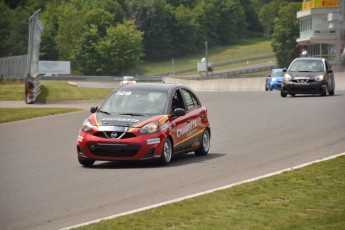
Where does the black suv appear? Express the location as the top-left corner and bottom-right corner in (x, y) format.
(281, 58), (335, 97)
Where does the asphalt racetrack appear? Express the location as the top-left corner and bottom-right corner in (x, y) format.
(1, 90), (345, 230)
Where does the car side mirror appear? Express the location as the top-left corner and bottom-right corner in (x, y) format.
(90, 106), (98, 113)
(283, 68), (287, 72)
(173, 108), (186, 116)
(327, 69), (333, 73)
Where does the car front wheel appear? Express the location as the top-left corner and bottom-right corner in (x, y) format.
(159, 137), (173, 165)
(329, 81), (335, 95)
(321, 84), (329, 96)
(195, 128), (210, 156)
(281, 90), (287, 97)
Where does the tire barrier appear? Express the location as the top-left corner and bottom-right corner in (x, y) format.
(25, 73), (41, 104)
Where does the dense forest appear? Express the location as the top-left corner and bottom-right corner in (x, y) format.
(0, 0), (302, 75)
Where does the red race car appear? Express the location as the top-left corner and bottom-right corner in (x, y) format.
(77, 83), (211, 166)
(119, 76), (136, 86)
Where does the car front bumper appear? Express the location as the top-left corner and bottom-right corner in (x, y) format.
(77, 131), (165, 162)
(281, 80), (325, 95)
(270, 81), (282, 90)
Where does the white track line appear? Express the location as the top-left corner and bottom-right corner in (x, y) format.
(61, 152), (345, 230)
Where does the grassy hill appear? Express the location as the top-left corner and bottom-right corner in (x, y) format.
(131, 38), (273, 76)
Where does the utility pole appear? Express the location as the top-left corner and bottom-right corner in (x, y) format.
(205, 41), (208, 79)
(172, 58), (175, 77)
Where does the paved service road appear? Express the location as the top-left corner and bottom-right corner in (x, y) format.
(1, 91), (345, 230)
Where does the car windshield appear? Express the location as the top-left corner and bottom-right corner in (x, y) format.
(271, 69), (283, 77)
(99, 90), (168, 115)
(123, 77), (134, 81)
(289, 60), (324, 72)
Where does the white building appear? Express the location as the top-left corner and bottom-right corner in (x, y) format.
(297, 0), (345, 71)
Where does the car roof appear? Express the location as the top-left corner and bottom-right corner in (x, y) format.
(293, 57), (326, 62)
(118, 83), (184, 93)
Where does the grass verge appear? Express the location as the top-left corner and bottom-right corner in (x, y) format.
(76, 155), (345, 230)
(0, 80), (113, 101)
(0, 108), (81, 123)
(37, 81), (113, 100)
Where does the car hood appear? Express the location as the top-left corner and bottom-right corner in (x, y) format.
(93, 112), (162, 128)
(287, 71), (324, 79)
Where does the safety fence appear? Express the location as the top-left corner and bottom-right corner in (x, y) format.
(0, 55), (27, 80)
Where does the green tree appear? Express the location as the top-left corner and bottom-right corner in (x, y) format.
(94, 20), (144, 75)
(196, 0), (220, 45)
(75, 20), (144, 76)
(74, 25), (101, 75)
(217, 0), (247, 44)
(125, 0), (175, 60)
(259, 0), (287, 38)
(84, 8), (114, 37)
(240, 0), (261, 32)
(0, 0), (42, 57)
(40, 1), (60, 60)
(55, 1), (86, 63)
(166, 0), (197, 7)
(0, 1), (12, 57)
(172, 4), (204, 56)
(87, 0), (126, 23)
(197, 0), (247, 45)
(271, 2), (301, 67)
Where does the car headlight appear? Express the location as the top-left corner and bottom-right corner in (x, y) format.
(315, 74), (324, 81)
(284, 74), (291, 81)
(140, 121), (159, 134)
(271, 78), (277, 82)
(81, 119), (95, 132)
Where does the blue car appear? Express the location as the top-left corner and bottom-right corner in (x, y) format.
(265, 68), (284, 91)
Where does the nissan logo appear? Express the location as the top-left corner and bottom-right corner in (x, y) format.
(110, 132), (118, 138)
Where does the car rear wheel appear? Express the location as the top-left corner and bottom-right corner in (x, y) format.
(329, 81), (335, 95)
(195, 128), (210, 156)
(78, 157), (95, 167)
(159, 137), (173, 165)
(281, 90), (287, 97)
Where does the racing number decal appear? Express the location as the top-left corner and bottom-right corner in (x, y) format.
(116, 91), (132, 96)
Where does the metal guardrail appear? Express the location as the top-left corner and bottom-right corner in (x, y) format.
(40, 55), (276, 82)
(152, 54), (275, 76)
(213, 63), (277, 78)
(25, 73), (41, 104)
(41, 75), (163, 82)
